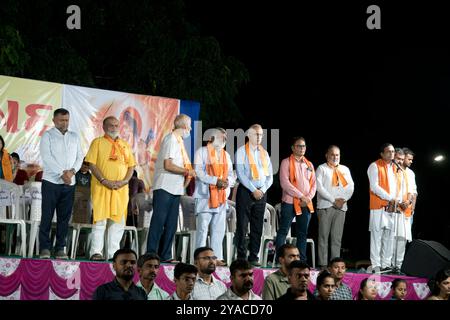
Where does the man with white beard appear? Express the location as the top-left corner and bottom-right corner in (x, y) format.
(193, 128), (234, 265)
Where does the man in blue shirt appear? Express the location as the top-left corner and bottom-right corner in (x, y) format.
(235, 124), (273, 266)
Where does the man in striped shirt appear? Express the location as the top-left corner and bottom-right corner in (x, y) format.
(191, 247), (227, 299)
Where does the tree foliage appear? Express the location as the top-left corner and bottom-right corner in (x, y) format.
(0, 0), (249, 127)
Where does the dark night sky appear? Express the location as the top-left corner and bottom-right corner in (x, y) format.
(185, 1), (450, 260)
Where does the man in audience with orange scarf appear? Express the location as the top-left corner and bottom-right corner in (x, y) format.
(147, 114), (196, 263)
(85, 116), (136, 261)
(316, 145), (354, 268)
(235, 124), (273, 267)
(367, 143), (401, 273)
(193, 128), (234, 266)
(276, 137), (316, 264)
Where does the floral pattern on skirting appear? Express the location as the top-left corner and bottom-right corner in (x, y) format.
(51, 261), (80, 279)
(0, 257), (21, 277)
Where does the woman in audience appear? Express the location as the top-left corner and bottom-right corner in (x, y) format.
(390, 278), (407, 300)
(357, 277), (378, 300)
(316, 270), (336, 300)
(10, 152), (29, 185)
(427, 268), (450, 300)
(0, 135), (13, 182)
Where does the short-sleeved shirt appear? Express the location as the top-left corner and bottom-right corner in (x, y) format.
(153, 133), (186, 195)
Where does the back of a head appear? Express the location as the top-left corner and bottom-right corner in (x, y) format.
(230, 259), (252, 276)
(174, 262), (198, 279)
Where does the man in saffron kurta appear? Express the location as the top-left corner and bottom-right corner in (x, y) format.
(276, 136), (316, 263)
(85, 116), (136, 261)
(367, 143), (401, 272)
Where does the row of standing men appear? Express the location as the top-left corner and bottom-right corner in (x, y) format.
(0, 109), (417, 270)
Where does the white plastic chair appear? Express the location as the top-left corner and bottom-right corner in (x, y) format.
(0, 179), (27, 257)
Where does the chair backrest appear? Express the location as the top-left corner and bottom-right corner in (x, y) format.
(0, 179), (22, 219)
(131, 192), (153, 228)
(180, 195), (196, 231)
(24, 182), (42, 221)
(72, 186), (92, 224)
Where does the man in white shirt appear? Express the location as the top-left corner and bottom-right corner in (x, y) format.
(39, 108), (83, 259)
(147, 114), (196, 262)
(193, 128), (234, 265)
(367, 143), (401, 273)
(403, 148), (418, 232)
(191, 247), (227, 300)
(168, 262), (197, 300)
(316, 145), (354, 268)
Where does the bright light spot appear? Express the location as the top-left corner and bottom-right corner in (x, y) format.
(434, 155), (444, 162)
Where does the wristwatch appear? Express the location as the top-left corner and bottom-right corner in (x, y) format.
(70, 168), (76, 175)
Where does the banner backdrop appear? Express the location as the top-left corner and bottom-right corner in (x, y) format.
(0, 76), (62, 164)
(1, 76), (200, 189)
(63, 85), (180, 189)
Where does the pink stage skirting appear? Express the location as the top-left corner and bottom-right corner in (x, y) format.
(0, 257), (430, 300)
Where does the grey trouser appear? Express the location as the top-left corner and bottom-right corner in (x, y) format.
(317, 207), (346, 266)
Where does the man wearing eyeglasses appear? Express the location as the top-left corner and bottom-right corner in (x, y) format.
(235, 124), (273, 267)
(276, 137), (316, 264)
(169, 263), (198, 300)
(217, 259), (262, 300)
(191, 247), (227, 299)
(92, 248), (147, 300)
(277, 260), (316, 300)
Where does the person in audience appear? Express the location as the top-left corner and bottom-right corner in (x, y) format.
(39, 108), (84, 259)
(357, 277), (378, 300)
(0, 135), (14, 182)
(92, 248), (146, 300)
(127, 170), (145, 227)
(75, 159), (91, 187)
(275, 136), (316, 264)
(326, 257), (353, 300)
(191, 247), (227, 300)
(262, 244), (300, 300)
(316, 270), (336, 300)
(85, 116), (136, 261)
(10, 152), (29, 185)
(390, 278), (407, 300)
(147, 114), (196, 263)
(136, 253), (169, 300)
(217, 259), (262, 300)
(427, 268), (450, 300)
(168, 262), (198, 300)
(316, 145), (354, 268)
(193, 128), (234, 267)
(235, 124), (273, 266)
(277, 260), (316, 300)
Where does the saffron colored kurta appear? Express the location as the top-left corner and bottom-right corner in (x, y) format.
(85, 136), (136, 224)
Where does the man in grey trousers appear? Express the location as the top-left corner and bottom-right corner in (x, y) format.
(315, 145), (354, 268)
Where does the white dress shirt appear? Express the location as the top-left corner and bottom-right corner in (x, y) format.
(153, 133), (186, 195)
(316, 163), (354, 211)
(40, 127), (83, 185)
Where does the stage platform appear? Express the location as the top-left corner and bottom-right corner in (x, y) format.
(0, 256), (430, 300)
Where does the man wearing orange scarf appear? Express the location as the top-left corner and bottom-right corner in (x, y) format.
(235, 124), (273, 267)
(367, 143), (402, 273)
(316, 145), (354, 268)
(276, 137), (316, 263)
(85, 116), (136, 261)
(193, 128), (235, 265)
(147, 114), (196, 262)
(39, 108), (84, 259)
